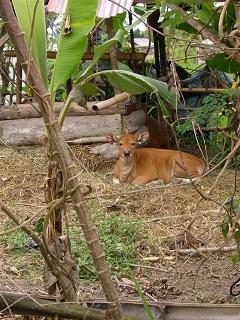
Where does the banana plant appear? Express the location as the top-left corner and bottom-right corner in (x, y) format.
(58, 26), (177, 125)
(12, 0), (177, 124)
(49, 0), (99, 97)
(55, 3), (177, 125)
(12, 0), (48, 87)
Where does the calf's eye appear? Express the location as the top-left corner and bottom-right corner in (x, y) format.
(132, 143), (135, 146)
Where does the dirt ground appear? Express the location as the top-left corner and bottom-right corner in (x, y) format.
(0, 144), (240, 305)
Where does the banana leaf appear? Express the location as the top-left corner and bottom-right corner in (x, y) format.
(49, 0), (99, 95)
(79, 28), (126, 80)
(83, 70), (178, 116)
(12, 0), (48, 86)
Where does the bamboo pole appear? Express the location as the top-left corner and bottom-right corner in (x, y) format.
(15, 59), (22, 104)
(91, 92), (131, 111)
(180, 88), (226, 93)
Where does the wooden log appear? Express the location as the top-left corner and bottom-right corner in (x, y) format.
(91, 92), (131, 111)
(0, 102), (126, 120)
(0, 114), (122, 145)
(0, 291), (108, 320)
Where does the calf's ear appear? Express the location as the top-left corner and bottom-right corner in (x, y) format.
(105, 133), (118, 143)
(136, 132), (149, 143)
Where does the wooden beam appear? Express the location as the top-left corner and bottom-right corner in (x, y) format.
(180, 88), (227, 93)
(3, 50), (146, 62)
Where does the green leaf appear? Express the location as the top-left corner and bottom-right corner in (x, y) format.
(196, 8), (213, 25)
(126, 7), (158, 31)
(207, 53), (240, 73)
(106, 72), (152, 94)
(221, 215), (230, 238)
(129, 270), (155, 320)
(118, 61), (133, 72)
(34, 217), (44, 233)
(218, 115), (228, 128)
(81, 82), (104, 96)
(49, 0), (99, 94)
(177, 22), (197, 34)
(80, 28), (126, 80)
(133, 5), (146, 16)
(12, 0), (48, 86)
(112, 12), (126, 32)
(83, 70), (178, 116)
(231, 254), (239, 266)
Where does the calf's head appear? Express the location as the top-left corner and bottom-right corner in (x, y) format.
(106, 132), (149, 159)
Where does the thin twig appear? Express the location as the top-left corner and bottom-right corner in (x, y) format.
(163, 245), (238, 255)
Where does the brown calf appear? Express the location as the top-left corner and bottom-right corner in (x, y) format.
(106, 132), (206, 184)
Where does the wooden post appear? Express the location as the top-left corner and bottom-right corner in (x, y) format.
(148, 9), (161, 78)
(158, 27), (168, 76)
(15, 59), (22, 104)
(106, 18), (119, 71)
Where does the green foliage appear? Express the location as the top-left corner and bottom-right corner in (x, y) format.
(177, 89), (237, 134)
(79, 28), (127, 80)
(221, 215), (230, 239)
(231, 254), (239, 266)
(33, 217), (44, 233)
(166, 30), (198, 68)
(221, 198), (240, 239)
(176, 89), (238, 162)
(12, 0), (48, 86)
(69, 206), (143, 281)
(49, 0), (99, 95)
(82, 69), (177, 116)
(112, 12), (126, 32)
(207, 53), (240, 73)
(0, 221), (28, 252)
(133, 28), (145, 38)
(129, 270), (155, 320)
(220, 197), (240, 262)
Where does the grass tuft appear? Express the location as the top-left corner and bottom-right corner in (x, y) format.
(69, 206), (143, 281)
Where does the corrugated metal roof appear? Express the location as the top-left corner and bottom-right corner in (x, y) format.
(47, 0), (67, 14)
(47, 0), (134, 18)
(97, 0), (134, 18)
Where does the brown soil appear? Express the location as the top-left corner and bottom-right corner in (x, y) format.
(0, 144), (239, 304)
